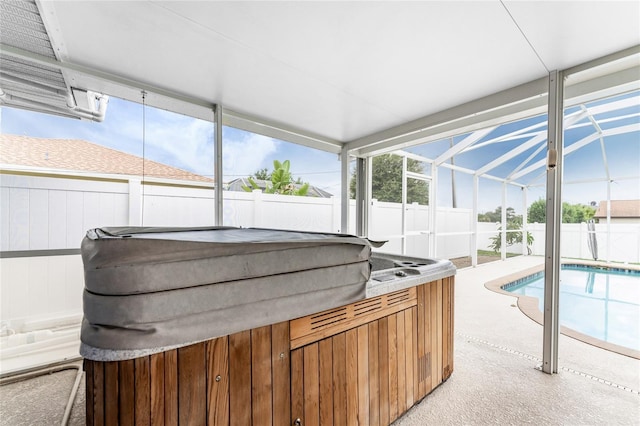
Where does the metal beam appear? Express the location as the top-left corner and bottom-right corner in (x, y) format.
(351, 61), (639, 159)
(433, 127), (497, 165)
(347, 77), (548, 151)
(0, 43), (215, 114)
(222, 108), (343, 154)
(509, 123), (639, 181)
(476, 133), (546, 176)
(542, 70), (564, 375)
(464, 120), (547, 153)
(507, 143), (547, 180)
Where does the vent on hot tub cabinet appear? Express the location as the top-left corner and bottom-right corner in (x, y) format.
(290, 287), (417, 349)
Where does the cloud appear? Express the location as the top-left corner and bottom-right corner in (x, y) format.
(222, 132), (279, 180)
(143, 117), (214, 176)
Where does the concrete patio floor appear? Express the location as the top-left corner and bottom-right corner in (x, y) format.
(1, 255), (638, 425)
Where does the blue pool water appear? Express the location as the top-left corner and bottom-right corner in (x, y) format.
(505, 265), (640, 351)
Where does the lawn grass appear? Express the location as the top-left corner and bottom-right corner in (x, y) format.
(477, 250), (521, 258)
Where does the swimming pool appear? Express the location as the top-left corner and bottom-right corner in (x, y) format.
(503, 265), (640, 353)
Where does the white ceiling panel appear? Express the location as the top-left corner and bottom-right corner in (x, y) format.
(503, 1), (640, 72)
(14, 1), (640, 145)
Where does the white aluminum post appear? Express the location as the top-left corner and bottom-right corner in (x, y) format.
(471, 175), (479, 266)
(402, 155), (408, 254)
(522, 187), (529, 256)
(355, 157), (367, 236)
(501, 182), (507, 261)
(214, 105), (223, 226)
(430, 164), (438, 257)
(366, 156), (373, 237)
(543, 70), (564, 374)
(340, 146), (350, 234)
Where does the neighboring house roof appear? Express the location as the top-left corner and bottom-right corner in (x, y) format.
(227, 177), (333, 198)
(0, 134), (212, 183)
(593, 200), (640, 219)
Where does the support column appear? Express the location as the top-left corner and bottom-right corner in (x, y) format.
(355, 157), (367, 237)
(430, 165), (438, 257)
(401, 155), (408, 254)
(471, 175), (479, 266)
(501, 182), (507, 261)
(340, 146), (350, 234)
(522, 187), (529, 256)
(214, 105), (223, 226)
(542, 70), (564, 374)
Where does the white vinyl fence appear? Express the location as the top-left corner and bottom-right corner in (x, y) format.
(1, 171), (638, 372)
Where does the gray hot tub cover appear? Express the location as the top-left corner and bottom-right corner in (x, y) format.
(80, 226), (382, 360)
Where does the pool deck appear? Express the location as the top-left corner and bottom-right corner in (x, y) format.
(1, 255), (639, 425)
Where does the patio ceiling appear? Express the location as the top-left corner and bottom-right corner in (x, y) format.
(1, 1), (638, 155)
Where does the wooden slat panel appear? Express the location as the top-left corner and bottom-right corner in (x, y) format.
(85, 361), (94, 426)
(291, 348), (304, 426)
(378, 317), (390, 426)
(178, 343), (206, 426)
(388, 313), (398, 422)
(332, 332), (347, 426)
(229, 330), (252, 426)
(357, 324), (370, 426)
(134, 357), (150, 426)
(425, 281), (433, 394)
(318, 339), (334, 426)
(164, 350), (178, 425)
(303, 343), (320, 426)
(411, 306), (419, 406)
(442, 276), (452, 381)
(150, 353), (165, 425)
(252, 326), (273, 426)
(346, 329), (358, 426)
(92, 361), (104, 426)
(119, 360), (135, 426)
(430, 281), (438, 390)
(368, 321), (380, 426)
(271, 322), (291, 426)
(396, 312), (407, 416)
(450, 277), (455, 375)
(436, 278), (444, 385)
(104, 362), (119, 425)
(290, 288), (417, 349)
(404, 308), (415, 408)
(416, 284), (427, 399)
(178, 343), (207, 425)
(207, 337), (230, 426)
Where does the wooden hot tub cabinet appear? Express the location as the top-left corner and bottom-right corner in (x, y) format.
(84, 276), (454, 425)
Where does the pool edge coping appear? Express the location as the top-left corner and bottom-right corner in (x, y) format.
(484, 260), (640, 360)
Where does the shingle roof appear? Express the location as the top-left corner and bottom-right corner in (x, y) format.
(593, 200), (640, 218)
(0, 134), (212, 183)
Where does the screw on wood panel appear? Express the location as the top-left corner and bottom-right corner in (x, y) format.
(215, 375), (221, 382)
(293, 419), (301, 426)
(280, 352), (285, 359)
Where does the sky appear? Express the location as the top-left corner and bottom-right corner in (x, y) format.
(1, 90), (639, 214)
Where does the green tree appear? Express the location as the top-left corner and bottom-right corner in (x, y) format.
(528, 199), (546, 223)
(488, 215), (534, 255)
(253, 167), (270, 180)
(478, 206), (516, 223)
(527, 199), (596, 223)
(243, 160), (309, 196)
(349, 154), (429, 204)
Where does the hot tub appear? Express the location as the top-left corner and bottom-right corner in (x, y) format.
(81, 226), (456, 426)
